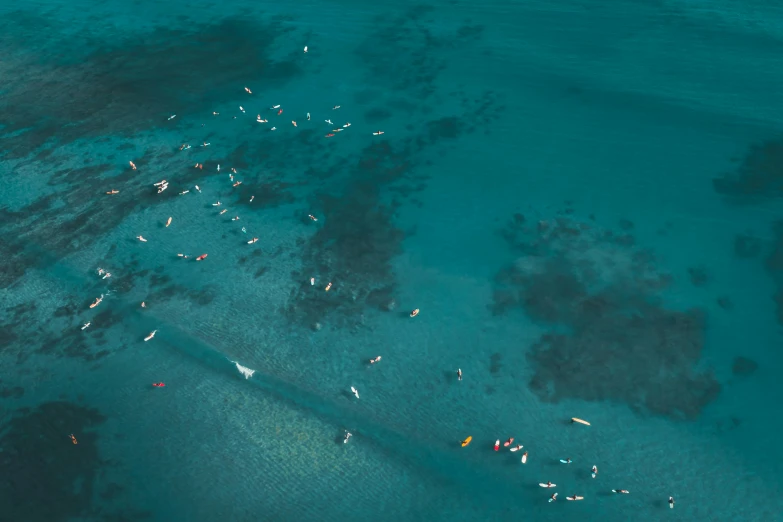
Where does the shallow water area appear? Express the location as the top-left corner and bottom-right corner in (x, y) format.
(2, 0), (783, 521)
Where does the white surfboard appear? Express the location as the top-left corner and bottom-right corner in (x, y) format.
(521, 453), (528, 464)
(566, 496), (584, 501)
(539, 483), (555, 488)
(560, 459), (571, 464)
(510, 446), (523, 452)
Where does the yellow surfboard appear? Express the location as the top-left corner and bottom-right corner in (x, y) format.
(461, 436), (472, 447)
(571, 418), (590, 426)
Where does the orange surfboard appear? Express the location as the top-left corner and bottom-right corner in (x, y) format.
(461, 436), (472, 447)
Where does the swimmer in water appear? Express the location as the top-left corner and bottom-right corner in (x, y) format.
(81, 322), (91, 330)
(350, 386), (359, 399)
(591, 465), (597, 478)
(369, 356), (381, 364)
(457, 368), (462, 381)
(343, 431), (352, 443)
(69, 434), (78, 444)
(612, 489), (630, 494)
(669, 497), (674, 509)
(137, 236), (147, 242)
(549, 493), (558, 503)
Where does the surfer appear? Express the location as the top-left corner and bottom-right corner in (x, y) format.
(343, 431), (352, 443)
(144, 330), (157, 342)
(669, 496), (674, 509)
(219, 209), (227, 215)
(494, 440), (500, 451)
(102, 272), (111, 279)
(549, 493), (558, 503)
(591, 465), (597, 478)
(461, 436), (472, 447)
(213, 201), (221, 206)
(410, 308), (419, 317)
(560, 458), (572, 464)
(195, 185), (201, 192)
(179, 190), (189, 195)
(373, 131), (385, 136)
(369, 356), (382, 364)
(539, 481), (554, 488)
(244, 86), (252, 94)
(152, 382), (165, 387)
(106, 190), (119, 195)
(232, 216), (240, 221)
(129, 161), (136, 170)
(612, 489), (630, 494)
(69, 434), (78, 445)
(137, 235), (147, 242)
(89, 295), (104, 309)
(166, 217), (172, 227)
(249, 196), (255, 202)
(310, 277), (315, 286)
(308, 214), (318, 222)
(307, 112), (311, 120)
(325, 282), (332, 292)
(141, 302), (146, 308)
(292, 121), (297, 127)
(247, 238), (259, 244)
(521, 451), (528, 463)
(503, 438), (514, 447)
(510, 444), (523, 452)
(233, 181), (242, 187)
(351, 386), (360, 399)
(457, 368), (462, 381)
(196, 254), (208, 261)
(81, 322), (91, 330)
(566, 496), (584, 501)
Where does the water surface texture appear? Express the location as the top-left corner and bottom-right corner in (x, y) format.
(2, 0), (783, 521)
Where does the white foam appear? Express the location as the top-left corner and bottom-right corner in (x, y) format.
(234, 361), (256, 379)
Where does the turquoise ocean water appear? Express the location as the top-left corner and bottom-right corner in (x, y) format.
(1, 0), (783, 520)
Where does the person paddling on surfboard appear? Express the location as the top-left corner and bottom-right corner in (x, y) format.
(560, 458), (572, 464)
(457, 368), (462, 381)
(344, 431), (352, 444)
(549, 493), (558, 503)
(612, 489), (630, 494)
(510, 444), (523, 452)
(503, 438), (514, 447)
(521, 451), (528, 463)
(669, 496), (674, 509)
(591, 465), (597, 478)
(493, 440), (500, 451)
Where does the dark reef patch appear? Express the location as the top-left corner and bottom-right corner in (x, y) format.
(734, 233), (762, 259)
(765, 222), (783, 325)
(493, 214), (719, 420)
(687, 265), (709, 287)
(0, 401), (150, 521)
(731, 356), (758, 377)
(713, 139), (783, 201)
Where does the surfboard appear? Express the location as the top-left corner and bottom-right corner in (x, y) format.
(560, 459), (571, 464)
(571, 418), (590, 426)
(461, 436), (472, 447)
(612, 490), (629, 494)
(566, 496), (584, 501)
(548, 494), (558, 502)
(521, 453), (528, 463)
(510, 446), (522, 452)
(166, 217), (172, 227)
(539, 483), (555, 488)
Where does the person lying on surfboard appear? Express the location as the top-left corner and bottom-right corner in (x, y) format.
(510, 444), (523, 452)
(669, 496), (674, 509)
(591, 465), (597, 478)
(493, 440), (500, 451)
(549, 493), (558, 503)
(503, 438), (514, 447)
